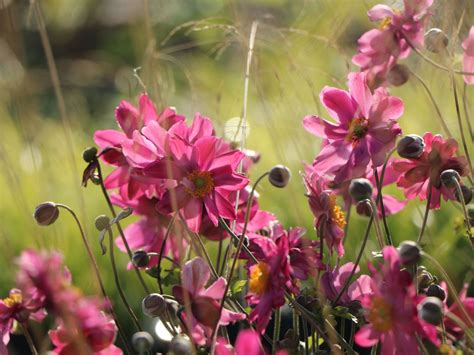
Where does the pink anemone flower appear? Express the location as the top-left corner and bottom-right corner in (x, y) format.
(173, 257), (245, 346)
(392, 132), (469, 209)
(216, 329), (265, 355)
(355, 246), (438, 354)
(303, 72), (403, 184)
(353, 0), (433, 85)
(439, 282), (474, 340)
(462, 26), (474, 85)
(145, 135), (248, 232)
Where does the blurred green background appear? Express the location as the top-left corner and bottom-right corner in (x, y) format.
(0, 0), (473, 352)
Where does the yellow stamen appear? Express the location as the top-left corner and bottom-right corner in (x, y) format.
(329, 194), (346, 229)
(185, 171), (214, 198)
(367, 296), (393, 332)
(379, 16), (392, 30)
(346, 117), (368, 142)
(3, 292), (22, 308)
(249, 262), (271, 296)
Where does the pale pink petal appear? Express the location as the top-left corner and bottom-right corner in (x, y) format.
(355, 325), (380, 348)
(368, 4), (394, 21)
(203, 277), (226, 299)
(463, 27), (474, 84)
(235, 329), (264, 355)
(182, 257), (210, 295)
(139, 94), (158, 125)
(348, 72), (372, 118)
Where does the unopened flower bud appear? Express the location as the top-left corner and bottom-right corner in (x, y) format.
(142, 293), (167, 318)
(94, 215), (110, 231)
(387, 64), (410, 86)
(440, 169), (460, 188)
(82, 146), (98, 163)
(426, 284), (446, 301)
(349, 178), (373, 202)
(268, 165), (291, 188)
(232, 234), (249, 248)
(355, 200), (372, 217)
(418, 297), (444, 325)
(34, 202), (59, 226)
(424, 28), (449, 53)
(132, 331), (154, 353)
(132, 250), (150, 268)
(169, 334), (193, 355)
(417, 268), (434, 290)
(455, 185), (472, 205)
(398, 241), (421, 265)
(397, 135), (425, 159)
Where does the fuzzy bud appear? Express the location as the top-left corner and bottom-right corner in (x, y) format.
(82, 146), (98, 163)
(132, 250), (150, 268)
(268, 165), (291, 188)
(398, 241), (421, 265)
(34, 202), (59, 226)
(417, 268), (434, 291)
(440, 169), (460, 188)
(426, 284), (446, 301)
(349, 178), (373, 202)
(455, 185), (472, 205)
(397, 135), (425, 159)
(142, 293), (167, 318)
(169, 334), (193, 355)
(418, 297), (444, 325)
(424, 28), (449, 53)
(132, 331), (154, 353)
(355, 200), (372, 217)
(94, 215), (110, 231)
(387, 64), (410, 86)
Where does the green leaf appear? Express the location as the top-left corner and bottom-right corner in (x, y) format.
(231, 280), (247, 295)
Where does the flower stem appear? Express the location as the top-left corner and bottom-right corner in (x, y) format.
(417, 183), (432, 244)
(21, 323), (38, 355)
(56, 204), (130, 353)
(156, 213), (177, 294)
(333, 201), (374, 305)
(452, 178), (473, 245)
(272, 307), (281, 354)
(106, 227), (143, 332)
(95, 160), (150, 294)
(374, 168), (393, 245)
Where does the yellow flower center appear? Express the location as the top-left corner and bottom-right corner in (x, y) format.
(346, 117), (368, 142)
(379, 16), (392, 30)
(185, 171), (214, 198)
(329, 194), (346, 229)
(367, 296), (393, 332)
(3, 292), (22, 308)
(249, 262), (271, 296)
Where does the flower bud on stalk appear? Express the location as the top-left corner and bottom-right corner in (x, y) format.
(349, 178), (373, 202)
(397, 135), (425, 159)
(387, 64), (410, 86)
(82, 146), (98, 163)
(418, 297), (444, 325)
(94, 215), (110, 231)
(268, 165), (291, 188)
(426, 284), (446, 301)
(142, 293), (167, 318)
(34, 202), (59, 226)
(416, 267), (434, 291)
(132, 331), (154, 353)
(424, 28), (449, 53)
(132, 250), (150, 268)
(169, 334), (193, 355)
(440, 169), (460, 188)
(398, 241), (421, 265)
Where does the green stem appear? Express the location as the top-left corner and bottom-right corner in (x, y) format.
(21, 323), (38, 355)
(452, 178), (473, 245)
(417, 183), (432, 244)
(272, 307), (281, 354)
(374, 168), (393, 245)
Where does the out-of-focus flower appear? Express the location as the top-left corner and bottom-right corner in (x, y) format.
(172, 257), (245, 346)
(216, 329), (268, 355)
(353, 0), (433, 85)
(303, 72), (403, 184)
(355, 246), (439, 354)
(462, 26), (474, 85)
(393, 132), (469, 209)
(440, 282), (474, 340)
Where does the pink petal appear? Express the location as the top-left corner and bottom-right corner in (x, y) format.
(235, 329), (264, 355)
(203, 277), (226, 299)
(183, 198), (203, 233)
(368, 4), (394, 21)
(320, 87), (356, 124)
(144, 159), (185, 180)
(348, 72), (372, 119)
(355, 325), (380, 348)
(192, 136), (218, 171)
(94, 130), (127, 149)
(115, 100), (140, 137)
(139, 94), (158, 125)
(463, 27), (474, 84)
(182, 257), (210, 295)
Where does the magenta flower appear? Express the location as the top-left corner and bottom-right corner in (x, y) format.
(304, 167), (347, 257)
(392, 132), (469, 209)
(49, 297), (121, 355)
(245, 235), (292, 333)
(353, 0), (433, 85)
(355, 246), (438, 354)
(463, 26), (474, 85)
(173, 257), (245, 346)
(321, 262), (372, 306)
(216, 329), (267, 355)
(440, 282), (474, 340)
(303, 72), (403, 184)
(145, 135), (248, 232)
(0, 288), (46, 354)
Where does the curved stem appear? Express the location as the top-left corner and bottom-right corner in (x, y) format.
(333, 201), (374, 305)
(56, 204), (130, 353)
(95, 160), (150, 294)
(272, 307), (281, 354)
(156, 213), (177, 294)
(452, 179), (473, 245)
(373, 169), (393, 245)
(417, 182), (432, 244)
(107, 227), (142, 332)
